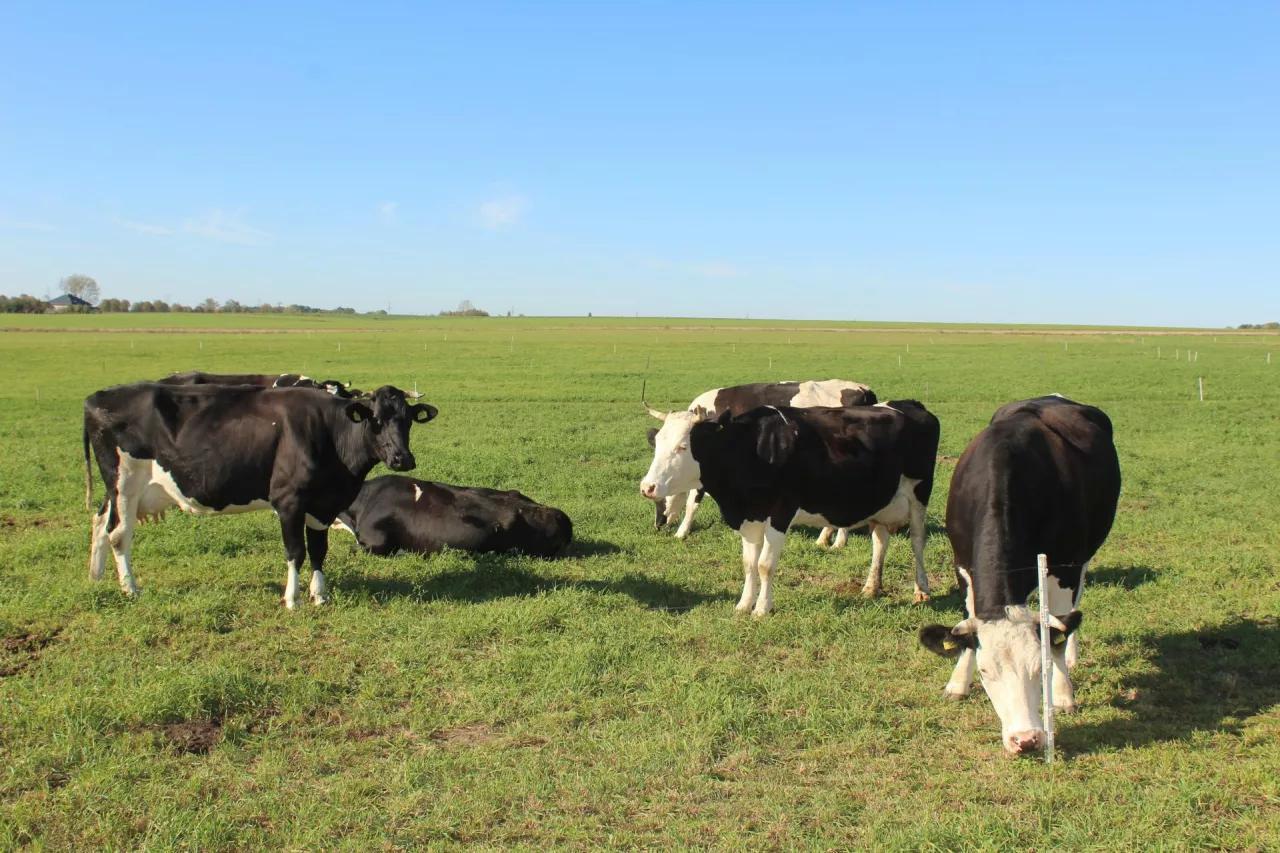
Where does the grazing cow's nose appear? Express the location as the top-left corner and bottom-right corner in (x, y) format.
(640, 482), (658, 499)
(389, 452), (416, 471)
(1006, 730), (1044, 755)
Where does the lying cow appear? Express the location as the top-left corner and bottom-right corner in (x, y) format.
(643, 380), (878, 542)
(157, 371), (364, 399)
(918, 395), (1120, 755)
(640, 400), (939, 614)
(83, 382), (437, 608)
(333, 476), (573, 559)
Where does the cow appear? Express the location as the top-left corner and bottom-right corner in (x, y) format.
(639, 399), (939, 614)
(83, 382), (438, 608)
(917, 395), (1121, 755)
(643, 380), (878, 543)
(157, 371), (364, 399)
(332, 476), (573, 559)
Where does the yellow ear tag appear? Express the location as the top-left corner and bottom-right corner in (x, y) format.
(1052, 634), (1066, 645)
(351, 410), (363, 421)
(942, 638), (959, 651)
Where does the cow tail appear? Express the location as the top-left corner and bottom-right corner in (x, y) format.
(83, 421), (94, 512)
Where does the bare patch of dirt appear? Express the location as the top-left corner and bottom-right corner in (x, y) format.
(161, 719), (222, 754)
(1, 628), (62, 678)
(429, 723), (501, 748)
(936, 454), (959, 465)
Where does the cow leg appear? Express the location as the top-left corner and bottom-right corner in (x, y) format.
(833, 527), (849, 549)
(1045, 574), (1078, 713)
(108, 456), (150, 597)
(653, 498), (668, 529)
(861, 522), (890, 596)
(673, 489), (703, 539)
(752, 523), (788, 617)
(735, 521), (765, 615)
(1066, 561), (1089, 669)
(909, 498), (930, 603)
(89, 501), (111, 581)
(663, 493), (685, 528)
(305, 519), (330, 606)
(278, 509), (307, 610)
(944, 648), (976, 700)
(815, 526), (834, 547)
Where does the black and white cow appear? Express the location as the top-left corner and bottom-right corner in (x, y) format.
(918, 395), (1120, 755)
(83, 382), (438, 608)
(643, 380), (877, 542)
(157, 371), (364, 399)
(333, 476), (573, 559)
(640, 400), (939, 614)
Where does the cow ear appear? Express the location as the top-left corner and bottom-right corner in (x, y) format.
(345, 402), (374, 423)
(1049, 610), (1083, 647)
(412, 403), (438, 423)
(755, 417), (795, 468)
(692, 405), (711, 422)
(919, 624), (976, 658)
(646, 427), (659, 447)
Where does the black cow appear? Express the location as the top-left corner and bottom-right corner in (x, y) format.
(83, 383), (437, 608)
(157, 371), (362, 398)
(334, 476), (572, 559)
(640, 400), (939, 614)
(642, 379), (877, 541)
(918, 395), (1121, 755)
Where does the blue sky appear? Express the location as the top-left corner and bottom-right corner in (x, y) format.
(2, 2), (1277, 325)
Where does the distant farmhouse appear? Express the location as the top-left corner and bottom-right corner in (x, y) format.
(47, 293), (95, 312)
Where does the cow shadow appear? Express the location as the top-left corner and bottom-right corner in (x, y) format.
(331, 555), (730, 613)
(1065, 618), (1280, 753)
(562, 538), (625, 558)
(1086, 564), (1159, 590)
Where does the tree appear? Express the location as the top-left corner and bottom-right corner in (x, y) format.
(200, 298), (219, 313)
(59, 274), (100, 305)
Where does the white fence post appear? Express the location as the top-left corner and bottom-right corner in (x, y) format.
(1038, 553), (1054, 764)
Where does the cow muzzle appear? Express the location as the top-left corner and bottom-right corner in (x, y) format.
(640, 481), (659, 500)
(1005, 729), (1045, 755)
(388, 452), (416, 472)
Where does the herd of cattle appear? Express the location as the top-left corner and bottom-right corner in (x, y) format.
(80, 372), (1120, 755)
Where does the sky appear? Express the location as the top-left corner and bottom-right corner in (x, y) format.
(1, 2), (1277, 326)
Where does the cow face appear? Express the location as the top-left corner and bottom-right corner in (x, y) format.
(639, 408), (709, 500)
(920, 608), (1081, 755)
(346, 385), (437, 472)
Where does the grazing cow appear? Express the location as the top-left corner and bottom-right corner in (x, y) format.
(640, 400), (939, 614)
(157, 371), (363, 399)
(918, 395), (1120, 755)
(83, 383), (438, 608)
(643, 380), (877, 542)
(333, 476), (573, 559)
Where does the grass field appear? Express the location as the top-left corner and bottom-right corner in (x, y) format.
(2, 317), (1278, 851)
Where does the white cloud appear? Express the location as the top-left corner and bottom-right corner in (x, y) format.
(477, 195), (529, 229)
(111, 215), (170, 235)
(0, 219), (57, 232)
(378, 201), (398, 225)
(691, 263), (745, 279)
(183, 208), (270, 245)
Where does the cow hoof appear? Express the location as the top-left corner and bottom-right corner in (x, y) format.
(751, 609), (771, 619)
(734, 603), (752, 616)
(310, 595), (329, 607)
(943, 688), (967, 702)
(861, 586), (882, 598)
(913, 590), (931, 604)
(1054, 702), (1077, 715)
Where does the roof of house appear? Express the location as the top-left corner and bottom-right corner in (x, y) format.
(48, 293), (92, 306)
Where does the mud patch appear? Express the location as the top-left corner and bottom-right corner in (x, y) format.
(160, 719), (223, 754)
(1, 628), (62, 678)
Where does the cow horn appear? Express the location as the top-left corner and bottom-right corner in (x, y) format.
(951, 618), (980, 636)
(641, 380), (666, 421)
(1047, 614), (1069, 632)
(405, 389), (425, 399)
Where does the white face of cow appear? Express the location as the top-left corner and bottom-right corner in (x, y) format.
(639, 410), (704, 500)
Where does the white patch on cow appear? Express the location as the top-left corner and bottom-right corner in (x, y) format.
(640, 410), (703, 500)
(330, 517), (356, 536)
(735, 520), (765, 614)
(689, 388), (721, 412)
(1043, 572), (1078, 712)
(789, 379), (873, 408)
(304, 514), (327, 531)
(413, 485), (423, 503)
(143, 458), (272, 516)
(309, 568), (329, 605)
(791, 509), (833, 529)
(832, 527), (849, 549)
(108, 450), (154, 597)
(752, 523), (788, 617)
(815, 526), (833, 547)
(89, 506), (110, 581)
(862, 522), (890, 596)
(284, 559), (301, 610)
(968, 607), (1048, 753)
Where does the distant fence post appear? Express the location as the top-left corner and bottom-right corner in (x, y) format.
(1199, 377), (1204, 402)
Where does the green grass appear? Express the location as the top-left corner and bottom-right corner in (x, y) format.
(1, 321), (1278, 851)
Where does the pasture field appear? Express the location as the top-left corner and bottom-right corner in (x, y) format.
(1, 318), (1278, 851)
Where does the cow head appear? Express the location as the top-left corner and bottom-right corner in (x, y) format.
(919, 572), (1082, 755)
(344, 385), (438, 472)
(638, 388), (710, 501)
